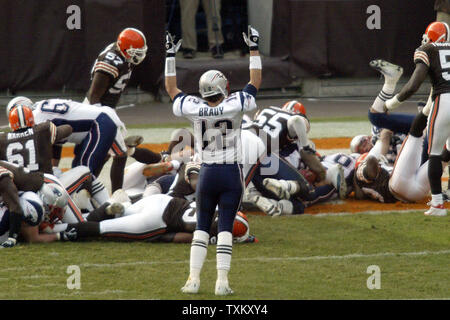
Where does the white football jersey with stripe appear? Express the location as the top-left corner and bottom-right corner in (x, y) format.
(33, 99), (125, 144)
(173, 92), (257, 164)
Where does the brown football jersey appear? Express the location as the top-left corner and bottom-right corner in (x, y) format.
(0, 160), (44, 192)
(90, 43), (133, 108)
(0, 122), (57, 174)
(355, 168), (397, 203)
(414, 42), (450, 99)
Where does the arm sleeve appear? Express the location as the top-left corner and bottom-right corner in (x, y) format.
(172, 93), (187, 117)
(287, 115), (309, 148)
(239, 91), (257, 112)
(413, 45), (430, 67)
(242, 84), (258, 98)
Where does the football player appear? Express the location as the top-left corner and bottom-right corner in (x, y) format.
(1, 104), (72, 174)
(0, 184), (75, 246)
(164, 26), (261, 295)
(381, 21), (450, 216)
(84, 28), (147, 108)
(8, 97), (136, 189)
(83, 28), (150, 194)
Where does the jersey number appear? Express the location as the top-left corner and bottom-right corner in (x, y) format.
(41, 101), (69, 114)
(6, 140), (39, 171)
(439, 50), (450, 81)
(254, 109), (290, 138)
(201, 119), (234, 151)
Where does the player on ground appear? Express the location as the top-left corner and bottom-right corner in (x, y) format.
(381, 21), (450, 216)
(60, 193), (254, 244)
(164, 25), (261, 295)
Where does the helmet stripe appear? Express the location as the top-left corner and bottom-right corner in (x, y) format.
(17, 106), (26, 128)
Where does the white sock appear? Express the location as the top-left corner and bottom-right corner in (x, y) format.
(431, 193), (443, 206)
(279, 199), (293, 215)
(189, 230), (209, 280)
(216, 231), (233, 282)
(371, 83), (395, 113)
(91, 179), (109, 206)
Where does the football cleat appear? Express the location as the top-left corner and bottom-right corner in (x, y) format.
(124, 135), (143, 148)
(369, 59), (403, 83)
(105, 202), (125, 216)
(424, 203), (447, 217)
(263, 178), (290, 199)
(110, 188), (131, 205)
(181, 277), (200, 294)
(142, 162), (174, 177)
(327, 164), (347, 200)
(253, 195), (282, 216)
(215, 280), (234, 296)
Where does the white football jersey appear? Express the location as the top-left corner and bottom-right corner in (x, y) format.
(321, 153), (356, 179)
(33, 99), (125, 144)
(173, 92), (257, 164)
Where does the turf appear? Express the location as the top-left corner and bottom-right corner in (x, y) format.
(1, 211), (448, 300)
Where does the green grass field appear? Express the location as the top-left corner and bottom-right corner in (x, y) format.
(1, 211), (448, 300)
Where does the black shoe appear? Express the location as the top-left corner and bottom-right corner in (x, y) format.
(211, 45), (224, 59)
(183, 49), (195, 59)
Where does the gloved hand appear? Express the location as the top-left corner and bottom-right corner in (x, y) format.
(0, 237), (17, 248)
(59, 227), (77, 241)
(165, 31), (182, 57)
(242, 25), (260, 50)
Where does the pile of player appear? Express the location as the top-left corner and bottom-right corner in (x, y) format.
(2, 21), (449, 255)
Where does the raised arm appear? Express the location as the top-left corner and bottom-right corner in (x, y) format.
(385, 63), (429, 111)
(164, 32), (183, 101)
(243, 26), (262, 91)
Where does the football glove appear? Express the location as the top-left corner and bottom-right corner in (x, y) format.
(59, 227), (78, 242)
(242, 25), (259, 50)
(165, 31), (182, 57)
(0, 237), (17, 249)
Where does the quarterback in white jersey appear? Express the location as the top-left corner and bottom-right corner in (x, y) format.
(164, 26), (262, 295)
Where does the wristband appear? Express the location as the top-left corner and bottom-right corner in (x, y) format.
(165, 57), (176, 77)
(249, 56), (262, 70)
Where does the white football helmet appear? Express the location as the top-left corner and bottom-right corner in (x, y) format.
(350, 135), (372, 154)
(38, 183), (69, 223)
(199, 70), (229, 98)
(6, 96), (34, 116)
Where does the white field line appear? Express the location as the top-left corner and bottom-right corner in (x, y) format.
(1, 249), (449, 273)
(307, 209), (425, 217)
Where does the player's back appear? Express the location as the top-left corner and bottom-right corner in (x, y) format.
(321, 153), (356, 178)
(415, 42), (450, 97)
(91, 43), (133, 108)
(251, 106), (299, 152)
(174, 92), (256, 164)
(33, 99), (105, 144)
(0, 122), (56, 174)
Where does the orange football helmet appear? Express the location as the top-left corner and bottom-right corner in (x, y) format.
(282, 100), (307, 116)
(9, 105), (35, 131)
(117, 28), (147, 65)
(422, 21), (449, 45)
(232, 211), (249, 242)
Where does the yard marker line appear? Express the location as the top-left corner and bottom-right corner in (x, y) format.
(308, 209), (424, 217)
(1, 250), (449, 272)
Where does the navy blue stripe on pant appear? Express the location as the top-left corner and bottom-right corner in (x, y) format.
(196, 163), (243, 234)
(72, 113), (117, 174)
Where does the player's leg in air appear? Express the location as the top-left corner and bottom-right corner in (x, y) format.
(368, 59), (423, 132)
